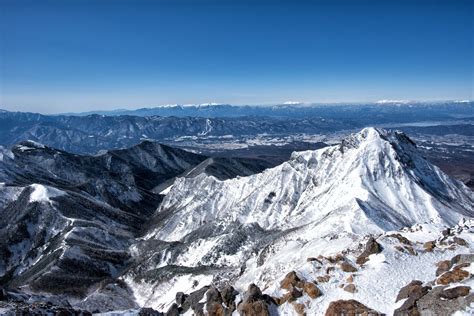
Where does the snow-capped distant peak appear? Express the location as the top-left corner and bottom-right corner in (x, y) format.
(283, 101), (302, 105)
(29, 184), (65, 203)
(375, 99), (411, 104)
(155, 104), (180, 108)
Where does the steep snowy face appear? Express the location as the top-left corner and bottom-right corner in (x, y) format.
(152, 128), (473, 242)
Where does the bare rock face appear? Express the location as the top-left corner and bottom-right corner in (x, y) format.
(439, 286), (471, 299)
(317, 275), (331, 283)
(175, 292), (188, 306)
(206, 287), (224, 316)
(237, 284), (275, 316)
(435, 260), (452, 276)
(180, 286), (210, 314)
(220, 285), (238, 313)
(340, 261), (358, 272)
(395, 274), (474, 316)
(280, 271), (304, 290)
(303, 282), (322, 299)
(343, 284), (357, 293)
(423, 241), (436, 252)
(281, 287), (303, 304)
(416, 285), (474, 315)
(292, 302), (306, 315)
(388, 233), (412, 245)
(436, 265), (470, 285)
(356, 237), (383, 265)
(325, 299), (382, 316)
(395, 280), (424, 302)
(165, 303), (180, 316)
(394, 280), (431, 315)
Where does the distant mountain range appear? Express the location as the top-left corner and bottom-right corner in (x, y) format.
(62, 101), (474, 119)
(0, 101), (473, 155)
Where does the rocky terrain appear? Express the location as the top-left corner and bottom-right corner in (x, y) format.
(0, 127), (473, 315)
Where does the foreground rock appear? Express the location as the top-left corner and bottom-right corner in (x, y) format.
(394, 281), (431, 315)
(356, 237), (383, 265)
(237, 284), (276, 316)
(325, 299), (382, 315)
(395, 254), (474, 316)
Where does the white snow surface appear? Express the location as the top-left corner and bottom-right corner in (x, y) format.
(150, 127), (473, 242)
(29, 183), (65, 203)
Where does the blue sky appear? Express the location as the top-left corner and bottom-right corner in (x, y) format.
(0, 0), (472, 113)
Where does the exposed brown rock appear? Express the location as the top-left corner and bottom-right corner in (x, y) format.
(346, 275), (354, 283)
(281, 286), (303, 303)
(440, 286), (471, 299)
(326, 266), (335, 274)
(405, 246), (417, 256)
(388, 233), (412, 245)
(394, 245), (405, 253)
(206, 287), (225, 316)
(316, 275), (331, 283)
(238, 300), (269, 316)
(453, 262), (471, 270)
(453, 237), (468, 246)
(435, 260), (452, 276)
(423, 241), (436, 252)
(280, 271), (304, 290)
(325, 299), (382, 316)
(237, 284), (273, 316)
(303, 282), (321, 299)
(356, 237), (383, 265)
(340, 262), (358, 273)
(395, 280), (423, 302)
(326, 254), (345, 264)
(343, 284), (357, 293)
(207, 302), (225, 316)
(436, 268), (470, 285)
(292, 302), (306, 315)
(394, 281), (431, 315)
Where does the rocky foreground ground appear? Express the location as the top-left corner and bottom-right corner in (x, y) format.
(1, 223), (473, 316)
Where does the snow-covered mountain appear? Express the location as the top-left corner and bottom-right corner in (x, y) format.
(151, 127), (472, 240)
(124, 127), (473, 314)
(1, 128), (473, 315)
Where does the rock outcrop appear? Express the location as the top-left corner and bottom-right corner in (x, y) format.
(325, 299), (382, 316)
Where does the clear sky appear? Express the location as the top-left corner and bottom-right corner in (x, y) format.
(0, 0), (473, 113)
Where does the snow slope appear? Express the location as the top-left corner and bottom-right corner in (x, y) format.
(125, 128), (473, 313)
(150, 127), (473, 242)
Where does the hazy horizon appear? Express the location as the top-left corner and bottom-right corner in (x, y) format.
(1, 98), (473, 115)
